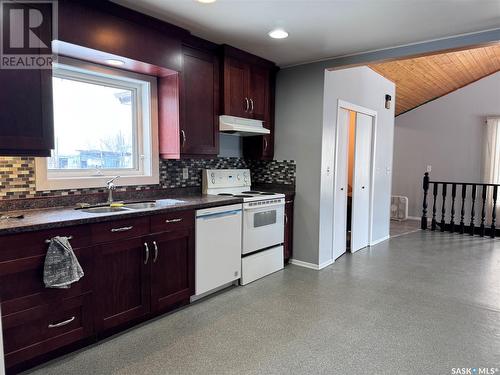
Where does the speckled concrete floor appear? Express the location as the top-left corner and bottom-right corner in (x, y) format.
(26, 231), (500, 375)
(390, 218), (421, 237)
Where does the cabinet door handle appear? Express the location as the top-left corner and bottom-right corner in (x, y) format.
(153, 241), (159, 263)
(285, 213), (288, 224)
(249, 98), (254, 112)
(48, 316), (75, 328)
(165, 218), (182, 223)
(264, 138), (268, 151)
(111, 226), (133, 232)
(144, 242), (150, 264)
(244, 97), (249, 112)
(181, 130), (186, 148)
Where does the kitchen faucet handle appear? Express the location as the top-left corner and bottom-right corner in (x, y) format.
(106, 176), (120, 188)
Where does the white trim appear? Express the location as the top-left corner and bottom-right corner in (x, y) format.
(338, 100), (377, 117)
(290, 258), (335, 270)
(370, 235), (390, 246)
(35, 57), (159, 191)
(334, 100), (378, 254)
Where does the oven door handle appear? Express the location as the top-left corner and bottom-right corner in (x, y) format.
(244, 202), (285, 210)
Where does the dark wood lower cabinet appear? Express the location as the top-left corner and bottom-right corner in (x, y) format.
(284, 197), (295, 263)
(150, 229), (194, 313)
(1, 210), (195, 373)
(95, 237), (151, 332)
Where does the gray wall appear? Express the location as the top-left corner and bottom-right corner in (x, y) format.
(275, 64), (325, 264)
(392, 71), (500, 218)
(274, 29), (500, 267)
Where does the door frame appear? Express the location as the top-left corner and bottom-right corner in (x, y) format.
(333, 99), (377, 256)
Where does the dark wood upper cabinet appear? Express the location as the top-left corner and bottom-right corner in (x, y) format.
(179, 46), (220, 157)
(247, 65), (270, 121)
(222, 46), (277, 160)
(224, 57), (249, 118)
(0, 69), (54, 156)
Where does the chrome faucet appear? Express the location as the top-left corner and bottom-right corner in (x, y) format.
(106, 176), (120, 204)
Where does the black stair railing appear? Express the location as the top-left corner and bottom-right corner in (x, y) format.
(421, 172), (500, 238)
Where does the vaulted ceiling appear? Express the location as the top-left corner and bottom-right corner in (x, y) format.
(369, 44), (500, 115)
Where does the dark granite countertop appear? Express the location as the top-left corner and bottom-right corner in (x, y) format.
(0, 195), (243, 236)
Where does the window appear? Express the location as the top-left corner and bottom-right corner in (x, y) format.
(36, 57), (159, 190)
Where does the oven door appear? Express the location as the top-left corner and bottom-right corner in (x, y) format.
(243, 201), (284, 255)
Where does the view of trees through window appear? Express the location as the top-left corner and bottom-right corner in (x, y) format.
(49, 76), (135, 171)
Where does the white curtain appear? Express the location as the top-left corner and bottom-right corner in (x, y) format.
(483, 117), (500, 225)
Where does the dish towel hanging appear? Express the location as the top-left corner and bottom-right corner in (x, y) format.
(43, 236), (84, 289)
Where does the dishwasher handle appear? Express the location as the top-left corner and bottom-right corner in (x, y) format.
(196, 209), (241, 220)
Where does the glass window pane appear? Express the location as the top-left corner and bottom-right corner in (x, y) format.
(49, 76), (135, 170)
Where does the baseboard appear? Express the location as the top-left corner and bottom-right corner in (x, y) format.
(407, 216), (422, 221)
(289, 258), (334, 270)
(370, 235), (390, 246)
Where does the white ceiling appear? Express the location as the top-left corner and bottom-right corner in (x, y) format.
(112, 0), (500, 67)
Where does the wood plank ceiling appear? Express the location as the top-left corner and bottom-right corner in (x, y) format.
(369, 44), (500, 115)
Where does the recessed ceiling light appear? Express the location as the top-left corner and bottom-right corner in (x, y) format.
(105, 59), (125, 66)
(268, 28), (288, 39)
(197, 0), (216, 3)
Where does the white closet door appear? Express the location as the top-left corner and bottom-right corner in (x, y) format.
(333, 108), (349, 260)
(351, 112), (373, 253)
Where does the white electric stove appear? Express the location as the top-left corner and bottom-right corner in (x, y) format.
(202, 169), (285, 285)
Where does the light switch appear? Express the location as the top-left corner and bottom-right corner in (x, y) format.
(426, 165), (432, 173)
(182, 167), (189, 179)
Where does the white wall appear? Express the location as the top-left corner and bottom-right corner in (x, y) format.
(320, 67), (396, 264)
(392, 72), (500, 218)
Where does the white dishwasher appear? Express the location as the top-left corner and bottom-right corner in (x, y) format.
(195, 204), (242, 297)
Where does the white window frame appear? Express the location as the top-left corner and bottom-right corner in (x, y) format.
(36, 57), (159, 191)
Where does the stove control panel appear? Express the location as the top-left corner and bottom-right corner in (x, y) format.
(202, 169), (251, 193)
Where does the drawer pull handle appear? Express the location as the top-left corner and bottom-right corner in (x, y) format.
(48, 316), (75, 328)
(165, 218), (182, 223)
(111, 226), (133, 232)
(144, 242), (150, 264)
(153, 241), (159, 263)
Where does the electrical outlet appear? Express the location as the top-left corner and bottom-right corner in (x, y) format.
(182, 167), (189, 180)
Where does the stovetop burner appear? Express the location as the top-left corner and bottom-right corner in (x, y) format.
(217, 193), (234, 196)
(234, 194), (252, 198)
(259, 192), (275, 195)
(242, 191), (261, 194)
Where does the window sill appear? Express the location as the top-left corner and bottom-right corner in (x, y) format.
(34, 174), (159, 192)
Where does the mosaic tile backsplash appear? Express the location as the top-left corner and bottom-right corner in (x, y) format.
(0, 156), (296, 201)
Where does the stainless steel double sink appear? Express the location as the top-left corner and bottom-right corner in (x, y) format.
(78, 200), (182, 214)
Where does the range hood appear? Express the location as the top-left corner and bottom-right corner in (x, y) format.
(219, 115), (270, 136)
